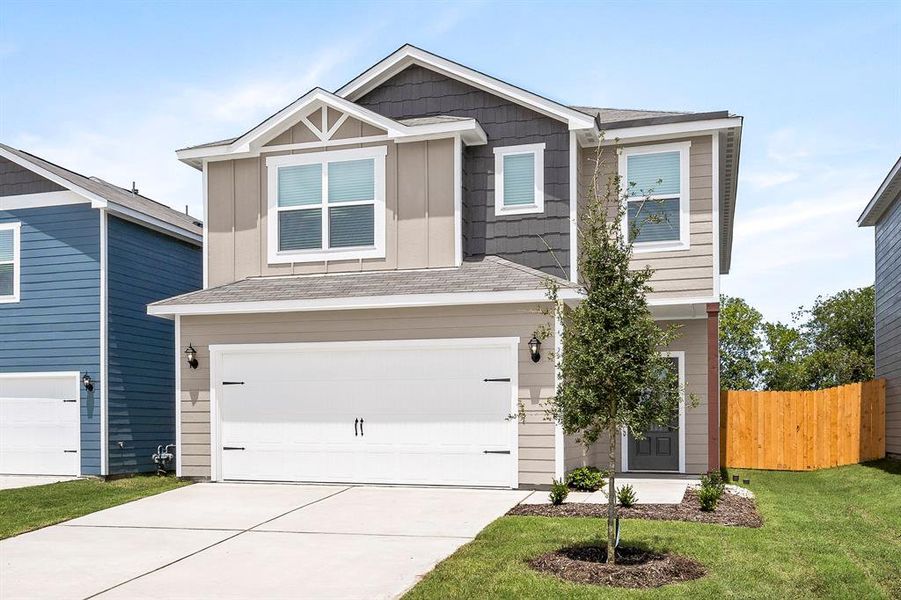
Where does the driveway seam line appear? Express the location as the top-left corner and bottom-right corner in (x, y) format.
(249, 529), (475, 540)
(62, 524), (244, 532)
(80, 486), (353, 600)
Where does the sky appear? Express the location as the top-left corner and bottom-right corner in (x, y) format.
(1, 0), (898, 322)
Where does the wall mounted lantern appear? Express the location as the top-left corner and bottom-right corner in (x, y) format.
(184, 344), (198, 369)
(82, 373), (94, 392)
(528, 337), (542, 363)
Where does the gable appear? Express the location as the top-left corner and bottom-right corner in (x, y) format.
(0, 156), (66, 197)
(262, 105), (389, 148)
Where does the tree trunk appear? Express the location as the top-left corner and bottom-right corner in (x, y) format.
(607, 421), (617, 564)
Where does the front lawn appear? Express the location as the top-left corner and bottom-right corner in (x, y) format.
(405, 460), (901, 599)
(0, 475), (189, 539)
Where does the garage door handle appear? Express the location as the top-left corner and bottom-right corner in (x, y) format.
(222, 381), (244, 386)
(359, 418), (364, 437)
(63, 399), (77, 403)
(484, 378), (511, 382)
(222, 446), (245, 451)
(354, 418), (358, 436)
(483, 450), (511, 454)
(63, 450), (78, 453)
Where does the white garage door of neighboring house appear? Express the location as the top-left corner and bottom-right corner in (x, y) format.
(0, 372), (81, 476)
(212, 338), (519, 488)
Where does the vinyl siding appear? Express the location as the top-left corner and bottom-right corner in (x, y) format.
(563, 318), (710, 474)
(206, 137), (455, 286)
(0, 204), (101, 474)
(0, 157), (66, 197)
(579, 137), (715, 300)
(106, 216), (202, 474)
(178, 304), (558, 487)
(875, 194), (901, 456)
(357, 64), (571, 278)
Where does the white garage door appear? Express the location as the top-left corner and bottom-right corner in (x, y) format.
(213, 338), (518, 487)
(0, 372), (80, 476)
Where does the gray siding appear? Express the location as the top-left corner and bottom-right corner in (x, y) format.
(875, 194), (901, 457)
(357, 65), (571, 279)
(106, 216), (202, 474)
(0, 204), (102, 474)
(0, 157), (65, 197)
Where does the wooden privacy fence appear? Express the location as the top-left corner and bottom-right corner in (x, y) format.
(720, 380), (885, 471)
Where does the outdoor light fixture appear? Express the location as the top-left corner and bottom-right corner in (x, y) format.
(528, 337), (542, 363)
(82, 373), (94, 392)
(184, 344), (198, 369)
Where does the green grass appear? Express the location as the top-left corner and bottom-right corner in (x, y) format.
(405, 460), (901, 600)
(0, 475), (190, 539)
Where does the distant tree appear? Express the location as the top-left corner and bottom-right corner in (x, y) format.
(719, 296), (764, 390)
(759, 321), (808, 390)
(544, 144), (685, 565)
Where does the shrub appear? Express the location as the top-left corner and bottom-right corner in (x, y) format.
(617, 484), (637, 507)
(549, 479), (569, 505)
(566, 466), (607, 491)
(701, 469), (726, 497)
(698, 485), (720, 511)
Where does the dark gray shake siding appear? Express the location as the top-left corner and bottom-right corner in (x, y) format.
(357, 65), (571, 278)
(875, 195), (901, 457)
(0, 157), (66, 196)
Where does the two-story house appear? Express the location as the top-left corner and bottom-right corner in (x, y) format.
(0, 144), (202, 477)
(149, 45), (742, 488)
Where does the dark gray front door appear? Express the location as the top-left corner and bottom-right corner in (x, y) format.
(628, 420), (679, 471)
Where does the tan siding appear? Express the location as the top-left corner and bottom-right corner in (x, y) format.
(562, 318), (710, 474)
(178, 304), (558, 487)
(207, 137), (455, 285)
(578, 136), (715, 300)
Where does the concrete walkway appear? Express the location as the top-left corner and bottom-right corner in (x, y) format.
(0, 483), (529, 600)
(520, 477), (699, 505)
(0, 475), (79, 490)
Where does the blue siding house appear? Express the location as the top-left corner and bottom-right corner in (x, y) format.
(0, 144), (202, 477)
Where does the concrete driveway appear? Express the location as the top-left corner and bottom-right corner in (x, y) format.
(0, 483), (528, 600)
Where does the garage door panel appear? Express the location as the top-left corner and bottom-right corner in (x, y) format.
(217, 340), (516, 487)
(0, 374), (80, 476)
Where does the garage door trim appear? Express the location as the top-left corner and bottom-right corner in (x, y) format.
(0, 371), (81, 476)
(208, 338), (520, 487)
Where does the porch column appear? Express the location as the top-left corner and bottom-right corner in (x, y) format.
(706, 302), (720, 471)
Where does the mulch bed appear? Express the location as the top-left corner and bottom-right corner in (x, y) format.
(509, 489), (762, 527)
(529, 545), (706, 588)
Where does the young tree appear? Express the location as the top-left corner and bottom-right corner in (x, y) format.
(544, 144), (685, 564)
(719, 295), (764, 390)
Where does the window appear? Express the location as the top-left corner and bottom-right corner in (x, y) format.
(0, 222), (20, 303)
(266, 146), (386, 263)
(493, 143), (545, 216)
(619, 142), (690, 252)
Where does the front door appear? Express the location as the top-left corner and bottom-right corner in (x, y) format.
(628, 419), (679, 471)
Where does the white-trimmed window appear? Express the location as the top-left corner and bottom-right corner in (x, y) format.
(493, 143), (545, 216)
(266, 146), (387, 264)
(0, 222), (20, 303)
(619, 142), (690, 252)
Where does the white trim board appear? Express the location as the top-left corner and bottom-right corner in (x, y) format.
(208, 337), (520, 488)
(337, 45), (597, 131)
(0, 221), (21, 304)
(148, 288), (583, 318)
(600, 117), (743, 145)
(174, 315), (183, 477)
(620, 350), (686, 474)
(99, 210), (109, 475)
(0, 191), (90, 210)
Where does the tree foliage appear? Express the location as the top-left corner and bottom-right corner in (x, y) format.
(545, 144), (686, 563)
(719, 286), (874, 391)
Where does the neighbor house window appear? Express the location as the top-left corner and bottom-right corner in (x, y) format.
(266, 146), (386, 263)
(493, 143), (545, 216)
(619, 142), (690, 252)
(0, 222), (20, 303)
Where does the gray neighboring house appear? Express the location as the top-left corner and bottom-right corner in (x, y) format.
(150, 44), (743, 488)
(858, 156), (901, 459)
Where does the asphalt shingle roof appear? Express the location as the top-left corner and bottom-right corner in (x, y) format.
(152, 256), (576, 307)
(0, 143), (202, 236)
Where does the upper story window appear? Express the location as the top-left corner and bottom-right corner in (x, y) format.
(619, 141), (691, 253)
(0, 222), (21, 303)
(493, 143), (545, 216)
(266, 146), (387, 264)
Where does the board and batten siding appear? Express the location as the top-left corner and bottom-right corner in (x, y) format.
(563, 318), (710, 474)
(0, 203), (102, 474)
(206, 137), (455, 287)
(579, 137), (715, 301)
(357, 64), (572, 279)
(177, 303), (558, 487)
(875, 195), (901, 457)
(106, 216), (202, 474)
